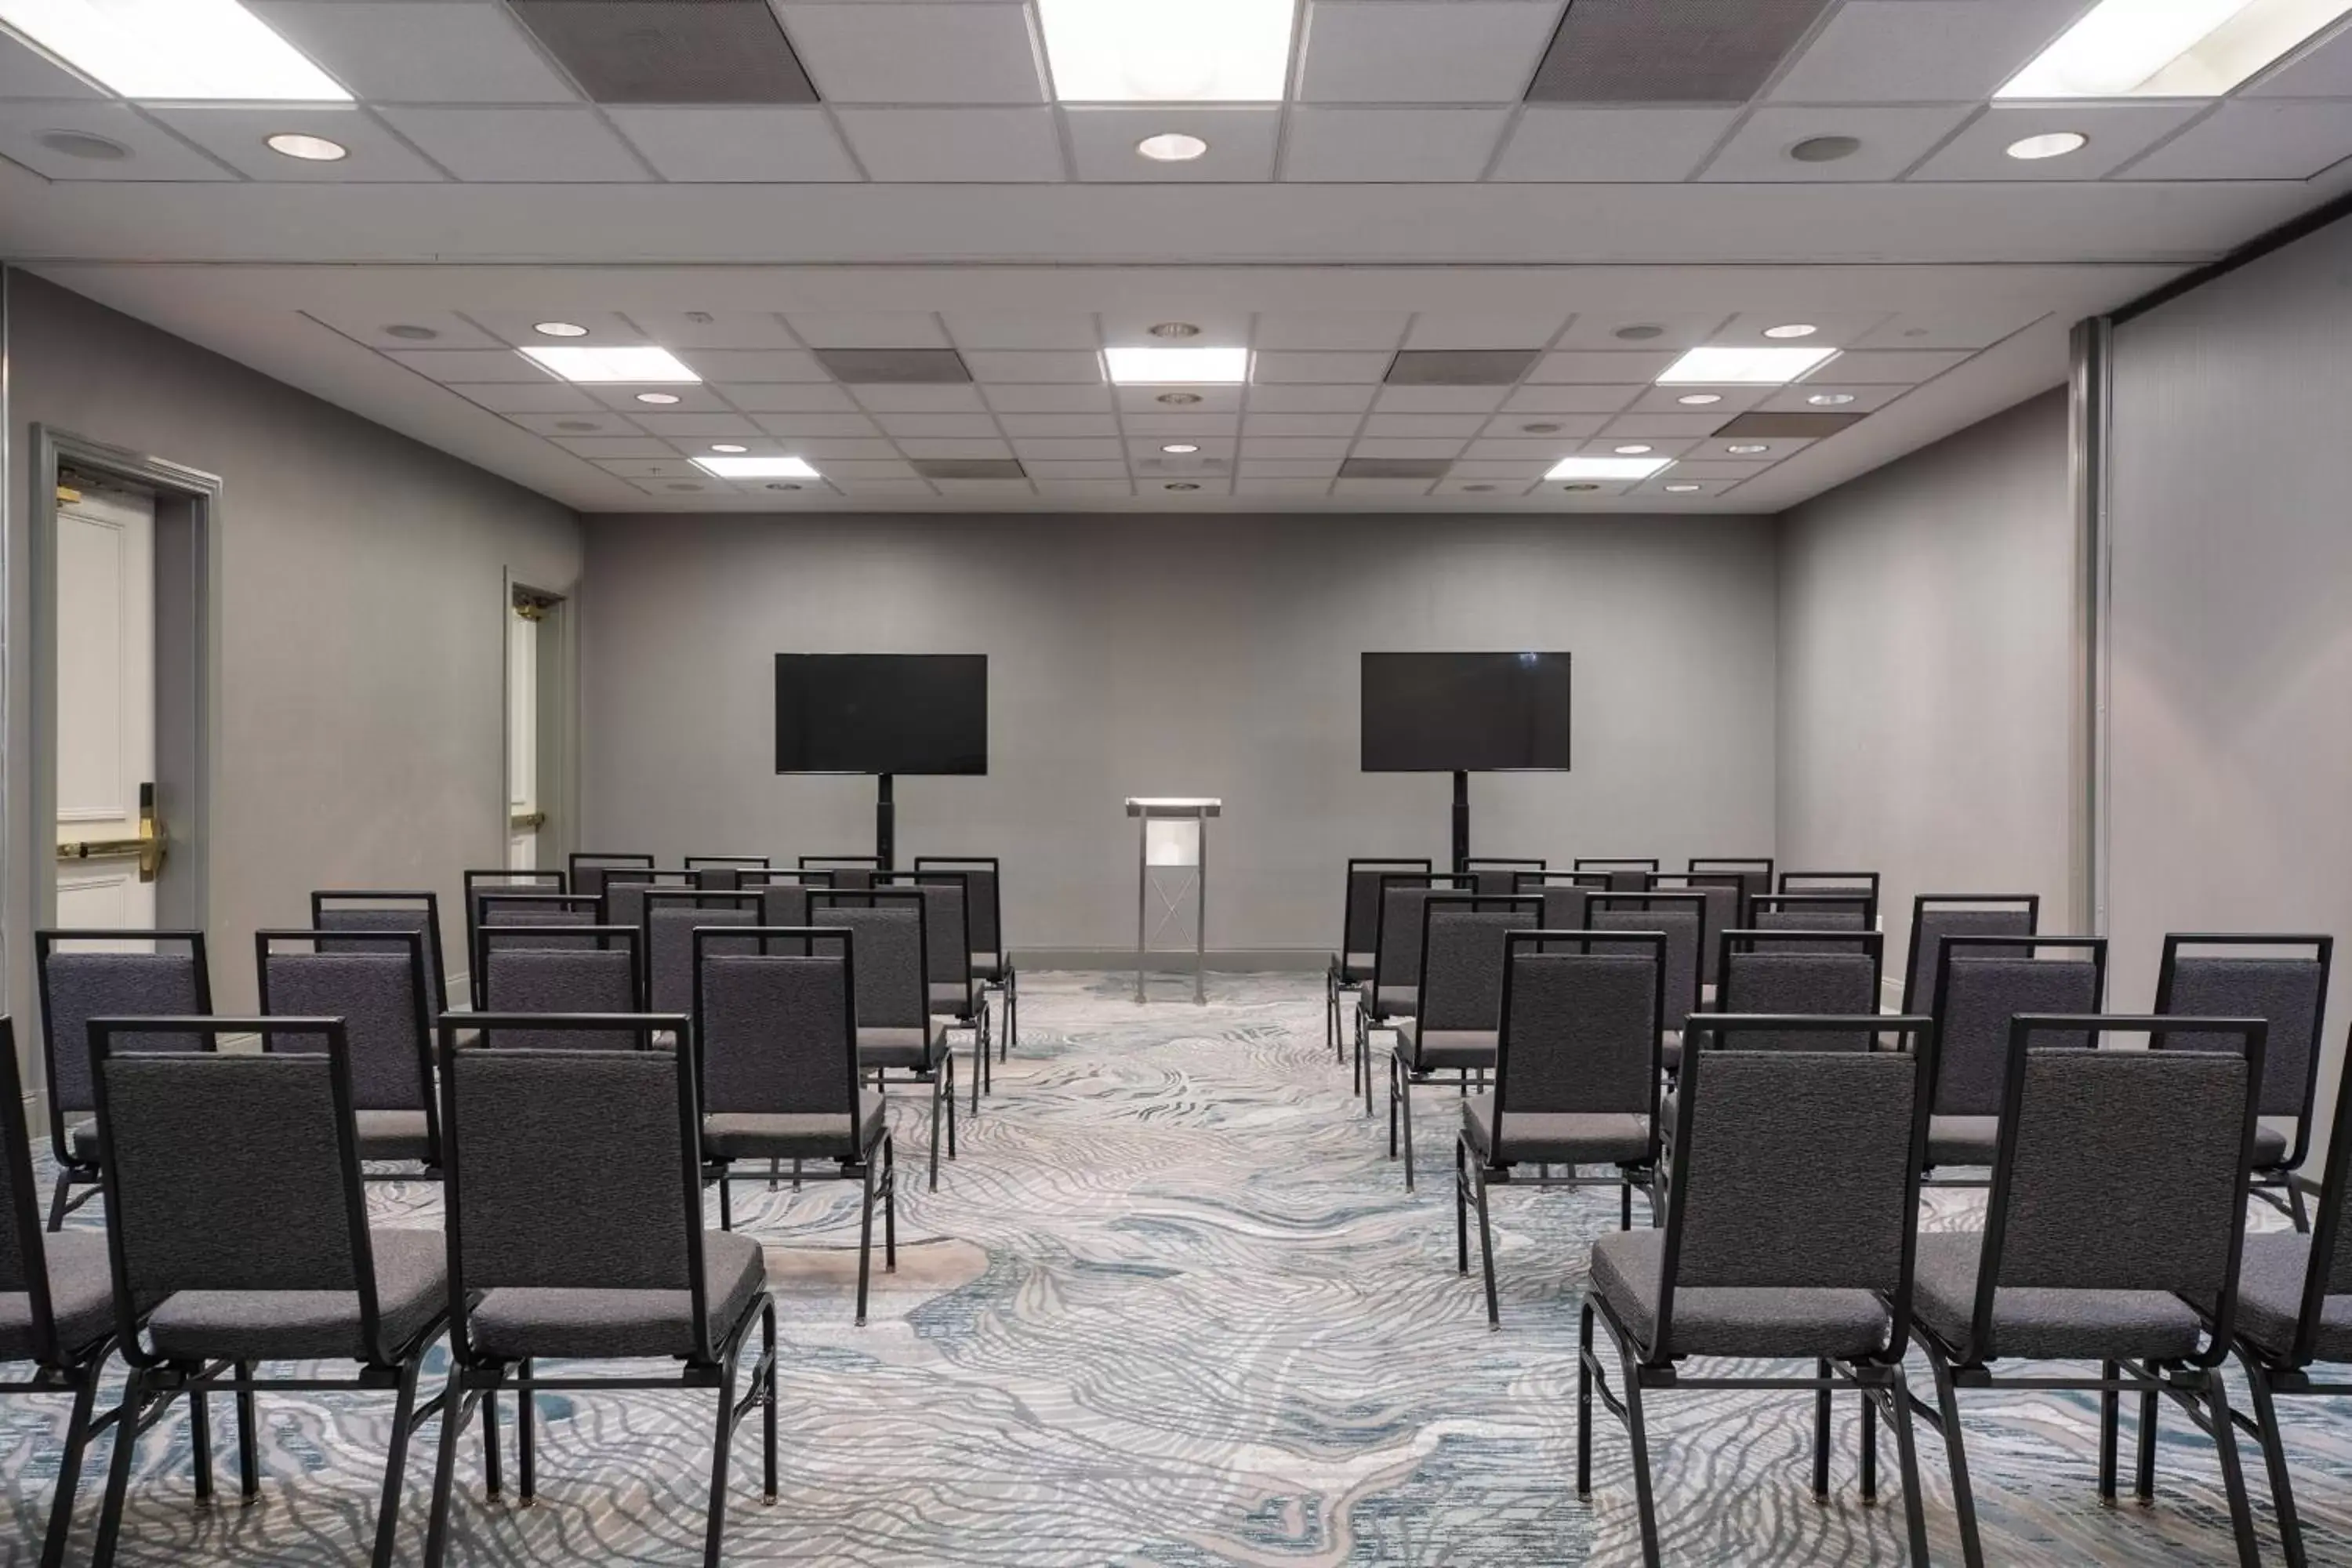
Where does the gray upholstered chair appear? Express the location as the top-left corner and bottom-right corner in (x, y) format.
(2154, 932), (2332, 1229)
(1908, 1015), (2268, 1568)
(919, 855), (1018, 1062)
(800, 854), (881, 891)
(695, 927), (895, 1321)
(313, 890), (450, 1014)
(1326, 858), (1430, 1068)
(1646, 872), (1743, 995)
(1387, 895), (1541, 1189)
(256, 927), (441, 1170)
(1744, 891), (1877, 953)
(1581, 1017), (1938, 1568)
(1780, 870), (1882, 901)
(601, 867), (696, 934)
(463, 869), (564, 965)
(687, 855), (771, 891)
(85, 1016), (448, 1568)
(477, 925), (646, 1050)
(0, 1020), (122, 1568)
(1925, 935), (2105, 1173)
(1689, 856), (1773, 907)
(1715, 928), (1886, 1051)
(1900, 894), (2039, 1014)
(811, 891), (957, 1191)
(1589, 894), (1704, 1069)
(1355, 872), (1474, 1110)
(1511, 870), (1609, 935)
(643, 890), (762, 1017)
(877, 870), (987, 1109)
(473, 895), (605, 959)
(34, 928), (211, 1229)
(741, 869), (836, 932)
(568, 851), (652, 902)
(1462, 856), (1544, 896)
(425, 1013), (775, 1568)
(1574, 857), (1657, 893)
(1459, 931), (1664, 1325)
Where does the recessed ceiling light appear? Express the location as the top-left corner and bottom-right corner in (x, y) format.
(1613, 324), (1665, 341)
(532, 321), (589, 338)
(265, 132), (346, 162)
(1663, 483), (1703, 493)
(1037, 0), (1295, 101)
(709, 443), (749, 454)
(522, 346), (699, 384)
(1156, 391), (1203, 405)
(1675, 394), (1722, 406)
(1657, 346), (1839, 385)
(1165, 481), (1202, 491)
(38, 129), (128, 160)
(0, 0), (352, 100)
(1560, 482), (1601, 492)
(1520, 421), (1563, 434)
(1613, 444), (1654, 455)
(693, 456), (820, 479)
(1726, 443), (1771, 454)
(1161, 442), (1201, 454)
(1149, 321), (1201, 339)
(1547, 456), (1672, 481)
(636, 392), (681, 405)
(1137, 132), (1209, 162)
(1105, 346), (1247, 384)
(1789, 134), (1862, 163)
(2005, 131), (2089, 161)
(1999, 0), (2352, 99)
(383, 323), (437, 341)
(1762, 323), (1817, 339)
(1807, 392), (1857, 406)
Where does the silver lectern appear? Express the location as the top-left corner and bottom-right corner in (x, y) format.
(1125, 797), (1221, 1004)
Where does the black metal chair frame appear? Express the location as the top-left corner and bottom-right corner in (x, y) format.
(1716, 926), (1886, 1003)
(465, 893), (608, 1006)
(601, 867), (699, 930)
(641, 889), (764, 1013)
(256, 927), (442, 1178)
(685, 855), (773, 889)
(312, 890), (449, 1015)
(917, 855), (1020, 1066)
(1907, 1013), (2268, 1568)
(1589, 891), (1708, 1039)
(811, 887), (958, 1192)
(800, 854), (884, 891)
(34, 927), (212, 1230)
(1461, 856), (1546, 892)
(1922, 933), (2108, 1185)
(474, 922), (646, 1015)
(693, 927), (897, 1324)
(568, 851), (654, 899)
(874, 869), (989, 1109)
(85, 1015), (452, 1568)
(1689, 856), (1774, 898)
(1745, 889), (1880, 933)
(1573, 857), (1660, 892)
(1644, 871), (1746, 993)
(423, 1011), (777, 1568)
(1899, 894), (2042, 1013)
(1388, 893), (1542, 1190)
(1327, 857), (1432, 1069)
(1780, 870), (1883, 899)
(1356, 871), (1475, 1110)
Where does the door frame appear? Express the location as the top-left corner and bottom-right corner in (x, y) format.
(503, 573), (575, 878)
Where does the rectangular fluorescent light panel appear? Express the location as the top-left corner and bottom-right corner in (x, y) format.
(1104, 346), (1250, 384)
(0, 0), (351, 99)
(691, 456), (820, 479)
(1998, 0), (2352, 98)
(520, 346), (701, 383)
(1038, 0), (1297, 100)
(1656, 346), (1839, 385)
(1546, 456), (1673, 481)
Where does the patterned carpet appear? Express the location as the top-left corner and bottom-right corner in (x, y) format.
(6, 970), (2352, 1565)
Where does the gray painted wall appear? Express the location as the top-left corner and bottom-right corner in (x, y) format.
(579, 511), (1780, 953)
(1775, 390), (2078, 998)
(3, 270), (583, 1066)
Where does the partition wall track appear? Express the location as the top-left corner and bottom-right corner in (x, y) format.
(2070, 316), (2114, 939)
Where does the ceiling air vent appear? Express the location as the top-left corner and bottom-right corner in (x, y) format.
(1339, 457), (1454, 479)
(1710, 410), (1868, 438)
(813, 348), (974, 384)
(911, 459), (1026, 480)
(1384, 349), (1541, 386)
(509, 1), (818, 104)
(1526, 0), (1838, 104)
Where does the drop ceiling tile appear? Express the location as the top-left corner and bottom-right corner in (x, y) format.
(1499, 386), (1644, 416)
(0, 103), (234, 180)
(661, 437), (801, 458)
(1127, 437), (1237, 460)
(815, 459), (922, 479)
(931, 477), (1036, 495)
(831, 107), (1065, 180)
(1360, 414), (1486, 437)
(1121, 412), (1241, 436)
(635, 477), (724, 497)
(1299, 1), (1563, 102)
(1403, 313), (1566, 350)
(1036, 478), (1138, 497)
(663, 349), (826, 383)
(0, 31), (101, 97)
(1529, 350), (1677, 383)
(1852, 311), (2042, 351)
(1249, 313), (1406, 351)
(1689, 436), (1815, 461)
(742, 412), (884, 437)
(387, 348), (551, 383)
(1239, 384), (1376, 413)
(1448, 459), (1553, 477)
(376, 107), (651, 181)
(622, 312), (798, 349)
(1596, 414), (1732, 439)
(1436, 476), (1540, 496)
(1281, 107), (1513, 181)
(1334, 477), (1439, 497)
(1100, 307), (1254, 347)
(1463, 438), (1581, 461)
(2246, 20), (2352, 96)
(1240, 461), (1345, 479)
(1754, 383), (1904, 413)
(876, 413), (1001, 437)
(1142, 478), (1233, 498)
(962, 350), (1105, 383)
(554, 435), (676, 458)
(141, 106), (445, 180)
(830, 477), (938, 495)
(1699, 105), (1976, 183)
(629, 412), (764, 438)
(1478, 413), (1610, 439)
(1351, 437), (1467, 458)
(2118, 101), (2352, 181)
(455, 383), (601, 413)
(584, 384), (735, 412)
(852, 384), (988, 412)
(898, 437), (1014, 459)
(1241, 437), (1354, 459)
(717, 384), (861, 412)
(1821, 350), (1969, 383)
(768, 437), (901, 459)
(1490, 107), (1740, 181)
(1635, 477), (1737, 496)
(1576, 435), (1699, 458)
(1552, 314), (1736, 350)
(1066, 106), (1281, 180)
(1371, 385), (1511, 413)
(1252, 351), (1392, 384)
(1011, 437), (1125, 461)
(946, 314), (1101, 349)
(784, 314), (949, 348)
(248, 2), (581, 103)
(510, 412), (639, 437)
(469, 310), (649, 347)
(1911, 103), (2205, 181)
(1541, 480), (1635, 498)
(314, 310), (506, 351)
(777, 2), (1047, 103)
(1243, 412), (1363, 437)
(996, 413), (1120, 437)
(1622, 385), (1770, 415)
(605, 107), (858, 180)
(1765, 0), (2093, 104)
(1238, 477), (1339, 497)
(1025, 460), (1130, 479)
(986, 384), (1117, 412)
(597, 459), (706, 478)
(1662, 459), (1772, 480)
(1710, 313), (1894, 348)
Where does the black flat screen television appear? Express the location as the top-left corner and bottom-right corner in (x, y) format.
(775, 654), (988, 775)
(1360, 652), (1572, 772)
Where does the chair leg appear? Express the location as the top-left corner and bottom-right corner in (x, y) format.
(928, 1067), (945, 1193)
(946, 1053), (958, 1161)
(481, 1386), (502, 1499)
(1860, 1383), (1878, 1504)
(702, 1338), (742, 1568)
(1576, 1301), (1594, 1497)
(234, 1359), (260, 1504)
(1325, 970), (1338, 1061)
(1615, 1332), (1664, 1568)
(517, 1360), (536, 1504)
(883, 1133), (898, 1270)
(39, 1359), (103, 1568)
(371, 1356), (423, 1568)
(1385, 1051), (1399, 1158)
(1812, 1359), (1831, 1502)
(760, 1301), (779, 1505)
(1922, 1341), (1984, 1568)
(1886, 1368), (1933, 1568)
(1454, 1135), (1469, 1275)
(718, 1166), (734, 1230)
(189, 1377), (214, 1507)
(90, 1364), (151, 1568)
(2098, 1359), (2120, 1504)
(2203, 1374), (2263, 1568)
(2241, 1352), (2306, 1568)
(856, 1154), (877, 1326)
(1473, 1160), (1500, 1328)
(47, 1168), (77, 1232)
(422, 1387), (474, 1568)
(1619, 1174), (1632, 1232)
(2135, 1383), (2158, 1504)
(971, 1018), (983, 1116)
(1399, 1065), (1417, 1190)
(2289, 1181), (2312, 1234)
(1004, 968), (1018, 1058)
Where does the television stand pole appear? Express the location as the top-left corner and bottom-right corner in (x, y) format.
(1451, 769), (1470, 875)
(876, 773), (895, 870)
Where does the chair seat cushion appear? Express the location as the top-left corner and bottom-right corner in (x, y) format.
(68, 1120), (100, 1164)
(1463, 1094), (1648, 1165)
(0, 1230), (117, 1362)
(858, 1025), (948, 1070)
(1927, 1114), (1999, 1167)
(928, 982), (975, 1018)
(354, 1109), (434, 1163)
(1339, 953), (1374, 983)
(468, 1230), (767, 1360)
(1911, 1232), (2205, 1363)
(1661, 1035), (1681, 1075)
(1372, 988), (1417, 1020)
(705, 1091), (886, 1160)
(1395, 1024), (1496, 1070)
(2203, 1232), (2352, 1364)
(972, 953), (1007, 982)
(2254, 1122), (2288, 1169)
(1589, 1229), (1890, 1360)
(145, 1229), (445, 1362)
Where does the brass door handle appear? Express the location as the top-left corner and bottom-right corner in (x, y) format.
(510, 811), (546, 832)
(57, 782), (166, 882)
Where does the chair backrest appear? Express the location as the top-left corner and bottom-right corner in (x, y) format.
(916, 857), (1004, 956)
(1930, 935), (2106, 1117)
(437, 1014), (718, 1363)
(0, 1022), (67, 1363)
(602, 868), (695, 932)
(256, 930), (435, 1116)
(1716, 929), (1886, 1050)
(312, 891), (447, 1013)
(477, 892), (604, 940)
(1463, 858), (1544, 897)
(1690, 857), (1773, 906)
(1512, 871), (1608, 934)
(1745, 892), (1878, 953)
(809, 891), (927, 1029)
(1647, 873), (1743, 987)
(686, 855), (771, 891)
(1902, 895), (2040, 1013)
(1575, 858), (1657, 893)
(1495, 931), (1663, 1125)
(35, 931), (211, 1146)
(2280, 1029), (2352, 1367)
(2154, 934), (2333, 1126)
(1415, 895), (1541, 1033)
(694, 927), (860, 1141)
(1341, 858), (1432, 957)
(1965, 1015), (2262, 1363)
(1371, 873), (1474, 998)
(479, 927), (647, 1050)
(1650, 1017), (1934, 1363)
(1590, 895), (1704, 1027)
(877, 871), (971, 991)
(741, 870), (833, 931)
(91, 1017), (402, 1363)
(465, 869), (564, 942)
(1780, 870), (1882, 900)
(644, 891), (762, 1015)
(568, 851), (654, 901)
(801, 855), (881, 891)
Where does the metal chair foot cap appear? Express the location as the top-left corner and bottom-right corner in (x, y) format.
(762, 1493), (779, 1506)
(1812, 1491), (1830, 1505)
(517, 1497), (537, 1509)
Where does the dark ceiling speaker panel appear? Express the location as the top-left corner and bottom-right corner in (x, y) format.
(1384, 349), (1541, 386)
(813, 348), (974, 383)
(509, 1), (818, 104)
(1711, 409), (1869, 438)
(911, 458), (1026, 480)
(1339, 456), (1454, 479)
(1527, 0), (1838, 103)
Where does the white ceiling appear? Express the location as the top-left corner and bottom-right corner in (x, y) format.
(1, 0), (2349, 514)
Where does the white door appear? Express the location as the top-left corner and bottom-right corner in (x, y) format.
(55, 485), (157, 931)
(506, 598), (539, 870)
